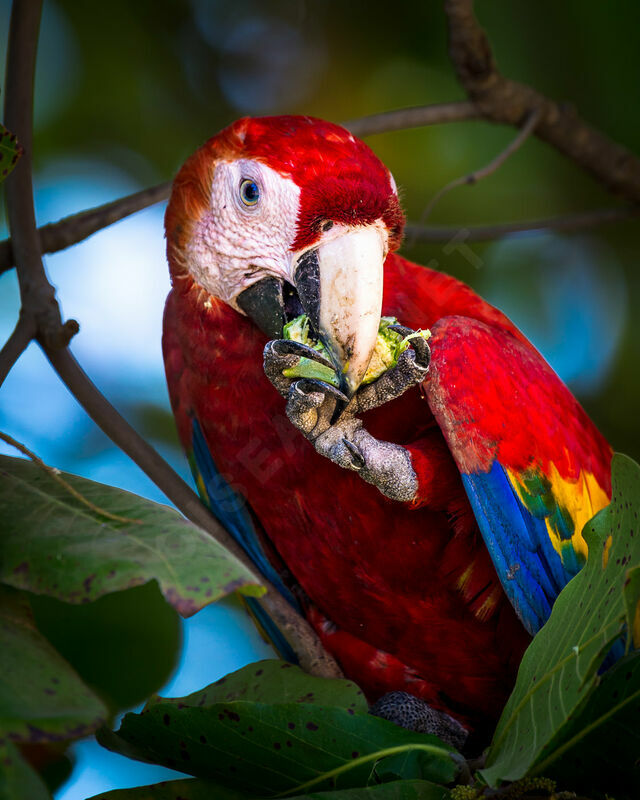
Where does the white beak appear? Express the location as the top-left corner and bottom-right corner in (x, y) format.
(293, 226), (385, 397)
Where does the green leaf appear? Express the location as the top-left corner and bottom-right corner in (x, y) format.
(623, 565), (640, 650)
(98, 701), (457, 795)
(0, 455), (264, 617)
(88, 778), (450, 799)
(537, 651), (640, 800)
(371, 750), (449, 786)
(0, 123), (22, 183)
(31, 582), (181, 712)
(0, 741), (51, 800)
(87, 779), (239, 800)
(482, 453), (640, 786)
(0, 586), (106, 743)
(144, 660), (368, 712)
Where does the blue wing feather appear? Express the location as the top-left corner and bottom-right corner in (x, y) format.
(462, 461), (577, 635)
(190, 418), (299, 662)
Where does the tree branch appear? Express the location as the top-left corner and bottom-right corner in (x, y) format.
(0, 313), (35, 387)
(405, 205), (639, 244)
(418, 107), (541, 226)
(0, 182), (172, 276)
(3, 0), (76, 350)
(1, 0), (341, 680)
(344, 101), (480, 136)
(444, 0), (640, 204)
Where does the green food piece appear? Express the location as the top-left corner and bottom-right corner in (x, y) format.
(282, 315), (430, 387)
(283, 358), (340, 387)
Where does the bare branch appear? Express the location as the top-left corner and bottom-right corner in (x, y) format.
(344, 101), (480, 137)
(0, 314), (35, 387)
(0, 182), (171, 276)
(418, 107), (542, 226)
(3, 0), (76, 350)
(404, 205), (639, 244)
(444, 0), (640, 204)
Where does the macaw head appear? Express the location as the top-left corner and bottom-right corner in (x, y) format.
(165, 115), (404, 396)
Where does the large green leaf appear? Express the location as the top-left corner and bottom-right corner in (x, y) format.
(98, 701), (457, 795)
(0, 455), (263, 617)
(145, 660), (368, 712)
(0, 741), (50, 800)
(482, 453), (640, 786)
(0, 586), (106, 743)
(88, 778), (450, 799)
(0, 123), (22, 183)
(538, 651), (640, 799)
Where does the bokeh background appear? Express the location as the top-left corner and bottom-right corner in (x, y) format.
(0, 0), (638, 797)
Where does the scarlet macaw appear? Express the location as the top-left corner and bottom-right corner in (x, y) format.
(162, 116), (612, 741)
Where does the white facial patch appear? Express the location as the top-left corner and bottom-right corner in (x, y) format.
(184, 159), (301, 307)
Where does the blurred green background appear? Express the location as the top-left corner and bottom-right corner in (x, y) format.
(0, 0), (638, 797)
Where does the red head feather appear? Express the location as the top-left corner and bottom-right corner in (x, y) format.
(165, 115), (404, 281)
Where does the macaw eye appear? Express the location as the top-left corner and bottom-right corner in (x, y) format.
(239, 178), (260, 207)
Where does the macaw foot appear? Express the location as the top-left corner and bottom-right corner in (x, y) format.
(369, 691), (469, 751)
(263, 339), (336, 396)
(263, 330), (429, 502)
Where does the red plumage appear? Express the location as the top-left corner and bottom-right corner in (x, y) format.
(162, 116), (611, 734)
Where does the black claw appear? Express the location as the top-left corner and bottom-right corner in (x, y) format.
(342, 437), (365, 469)
(270, 339), (334, 368)
(388, 324), (431, 368)
(387, 324), (412, 338)
(295, 378), (349, 403)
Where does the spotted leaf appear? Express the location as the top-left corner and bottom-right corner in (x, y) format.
(0, 455), (264, 617)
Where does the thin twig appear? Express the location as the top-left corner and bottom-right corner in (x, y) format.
(344, 101), (480, 136)
(0, 314), (35, 387)
(404, 205), (640, 244)
(444, 0), (640, 203)
(0, 182), (171, 276)
(0, 430), (139, 524)
(418, 107), (542, 226)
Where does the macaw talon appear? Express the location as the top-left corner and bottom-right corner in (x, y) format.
(264, 339), (337, 397)
(342, 437), (365, 470)
(387, 324), (431, 369)
(354, 347), (430, 416)
(271, 339), (335, 368)
(282, 378), (338, 439)
(264, 340), (297, 396)
(282, 373), (418, 500)
(369, 691), (469, 751)
(294, 378), (349, 403)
